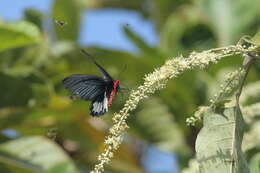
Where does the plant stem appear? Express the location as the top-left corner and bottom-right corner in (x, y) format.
(235, 53), (258, 105)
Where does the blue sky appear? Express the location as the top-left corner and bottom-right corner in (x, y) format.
(142, 146), (179, 173)
(79, 9), (158, 52)
(0, 0), (158, 52)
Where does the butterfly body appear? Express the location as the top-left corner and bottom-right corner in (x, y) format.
(62, 50), (120, 116)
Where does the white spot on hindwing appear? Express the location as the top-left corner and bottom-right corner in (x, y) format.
(92, 92), (108, 115)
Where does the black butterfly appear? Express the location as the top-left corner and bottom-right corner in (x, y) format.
(62, 50), (120, 116)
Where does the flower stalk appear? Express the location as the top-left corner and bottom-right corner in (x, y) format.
(91, 41), (258, 173)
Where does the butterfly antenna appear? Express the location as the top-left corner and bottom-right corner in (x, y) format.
(118, 86), (128, 101)
(80, 49), (97, 64)
(117, 64), (127, 80)
(119, 90), (125, 101)
(80, 49), (113, 81)
(119, 84), (131, 95)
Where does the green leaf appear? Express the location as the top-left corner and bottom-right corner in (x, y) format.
(52, 0), (81, 41)
(198, 0), (260, 46)
(159, 6), (215, 55)
(150, 0), (186, 30)
(249, 153), (260, 173)
(0, 21), (40, 52)
(49, 41), (75, 57)
(242, 121), (260, 151)
(242, 102), (260, 124)
(196, 106), (249, 173)
(123, 25), (152, 52)
(240, 81), (260, 105)
(0, 72), (32, 108)
(129, 97), (189, 154)
(0, 136), (78, 173)
(123, 26), (162, 60)
(24, 9), (44, 31)
(251, 30), (260, 46)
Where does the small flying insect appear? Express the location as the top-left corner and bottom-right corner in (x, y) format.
(62, 50), (120, 116)
(55, 20), (68, 27)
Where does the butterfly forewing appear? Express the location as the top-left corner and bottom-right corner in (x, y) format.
(63, 74), (106, 101)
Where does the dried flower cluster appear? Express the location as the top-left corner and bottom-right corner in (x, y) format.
(185, 43), (259, 126)
(186, 106), (209, 126)
(186, 68), (245, 126)
(210, 68), (245, 105)
(90, 44), (252, 173)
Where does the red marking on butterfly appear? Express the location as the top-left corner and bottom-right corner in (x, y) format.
(108, 80), (120, 107)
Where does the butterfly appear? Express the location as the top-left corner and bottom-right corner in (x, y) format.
(62, 50), (120, 116)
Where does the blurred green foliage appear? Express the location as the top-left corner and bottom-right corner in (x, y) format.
(0, 0), (259, 172)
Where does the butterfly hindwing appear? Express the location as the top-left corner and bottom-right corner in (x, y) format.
(63, 74), (106, 101)
(90, 92), (109, 116)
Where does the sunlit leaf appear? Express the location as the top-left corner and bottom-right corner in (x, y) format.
(159, 6), (215, 55)
(196, 106), (249, 173)
(249, 153), (260, 173)
(198, 0), (260, 46)
(251, 30), (260, 47)
(0, 21), (40, 52)
(49, 41), (75, 57)
(0, 136), (78, 173)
